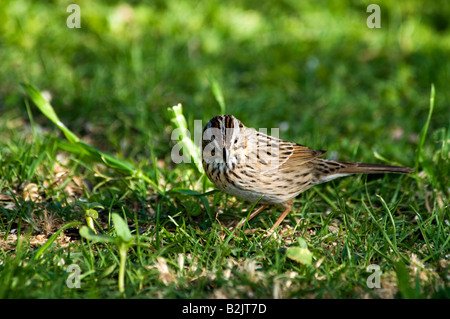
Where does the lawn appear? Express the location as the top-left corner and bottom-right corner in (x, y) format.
(0, 0), (448, 300)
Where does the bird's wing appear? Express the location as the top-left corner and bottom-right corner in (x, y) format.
(247, 128), (326, 174)
(277, 143), (326, 171)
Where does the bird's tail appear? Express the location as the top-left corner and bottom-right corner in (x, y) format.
(336, 161), (414, 174)
(312, 159), (413, 184)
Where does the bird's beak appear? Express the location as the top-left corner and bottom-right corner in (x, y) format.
(222, 148), (229, 163)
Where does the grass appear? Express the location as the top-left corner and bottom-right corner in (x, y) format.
(0, 0), (449, 299)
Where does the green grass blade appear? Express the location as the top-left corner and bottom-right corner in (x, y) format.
(376, 194), (397, 249)
(168, 103), (204, 174)
(207, 74), (226, 114)
(78, 141), (135, 172)
(33, 221), (82, 260)
(415, 83), (435, 170)
(395, 261), (418, 298)
(167, 188), (217, 196)
(21, 82), (80, 144)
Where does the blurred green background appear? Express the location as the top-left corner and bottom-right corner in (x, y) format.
(1, 0), (449, 166)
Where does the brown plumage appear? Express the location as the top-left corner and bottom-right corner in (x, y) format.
(202, 115), (413, 235)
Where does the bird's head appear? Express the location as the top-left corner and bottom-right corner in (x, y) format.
(202, 115), (246, 169)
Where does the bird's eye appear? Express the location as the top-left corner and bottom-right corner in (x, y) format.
(234, 138), (238, 144)
(211, 148), (215, 156)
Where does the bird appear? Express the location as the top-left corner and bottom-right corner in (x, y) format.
(201, 115), (413, 236)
